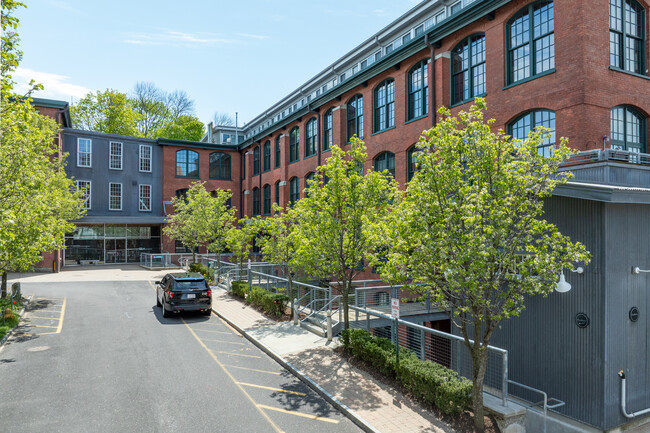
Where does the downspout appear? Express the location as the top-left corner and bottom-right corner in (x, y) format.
(618, 371), (650, 418)
(425, 34), (436, 127)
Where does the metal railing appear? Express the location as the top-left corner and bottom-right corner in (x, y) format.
(508, 379), (565, 433)
(563, 148), (650, 166)
(348, 304), (509, 406)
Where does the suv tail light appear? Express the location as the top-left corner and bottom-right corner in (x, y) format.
(166, 290), (174, 299)
(206, 289), (211, 297)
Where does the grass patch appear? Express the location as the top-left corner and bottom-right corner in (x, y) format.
(0, 297), (24, 341)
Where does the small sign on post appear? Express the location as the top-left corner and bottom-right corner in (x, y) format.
(391, 298), (400, 319)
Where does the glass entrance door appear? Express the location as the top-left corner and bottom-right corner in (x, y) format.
(105, 238), (126, 263)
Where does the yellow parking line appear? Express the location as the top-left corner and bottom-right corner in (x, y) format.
(212, 350), (261, 359)
(181, 318), (284, 433)
(193, 329), (232, 335)
(201, 338), (246, 345)
(237, 382), (306, 396)
(56, 298), (66, 334)
(256, 404), (339, 424)
(29, 325), (58, 328)
(223, 365), (281, 375)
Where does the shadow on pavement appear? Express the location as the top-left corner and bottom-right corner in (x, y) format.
(150, 306), (212, 325)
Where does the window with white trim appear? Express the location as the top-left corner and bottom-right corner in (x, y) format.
(77, 180), (91, 209)
(77, 138), (92, 167)
(109, 183), (122, 211)
(109, 141), (122, 170)
(139, 184), (151, 212)
(139, 145), (152, 172)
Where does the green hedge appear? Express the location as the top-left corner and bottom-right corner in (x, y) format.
(341, 328), (472, 415)
(229, 282), (288, 317)
(189, 263), (213, 283)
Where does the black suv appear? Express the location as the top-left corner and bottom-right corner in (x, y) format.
(156, 272), (212, 318)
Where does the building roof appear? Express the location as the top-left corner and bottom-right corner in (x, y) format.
(32, 97), (72, 127)
(553, 181), (650, 204)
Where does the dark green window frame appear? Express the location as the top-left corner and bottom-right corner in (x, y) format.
(263, 141), (271, 172)
(609, 0), (646, 74)
(305, 118), (317, 157)
(507, 1), (555, 85)
(289, 177), (300, 205)
(275, 136), (281, 168)
(452, 34), (486, 105)
(374, 79), (395, 132)
(274, 181), (280, 210)
(289, 127), (300, 162)
(611, 106), (646, 153)
(175, 150), (199, 178)
(252, 187), (260, 216)
(323, 109), (333, 151)
(209, 152), (231, 180)
(347, 94), (364, 141)
(407, 59), (429, 121)
(263, 184), (271, 215)
(407, 146), (418, 182)
(373, 151), (395, 177)
(508, 109), (556, 157)
(253, 146), (260, 175)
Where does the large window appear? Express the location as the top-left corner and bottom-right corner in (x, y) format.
(252, 187), (260, 216)
(323, 109), (333, 151)
(77, 180), (91, 209)
(610, 0), (645, 74)
(109, 141), (122, 170)
(209, 152), (231, 180)
(139, 184), (151, 212)
(374, 79), (395, 132)
(263, 184), (271, 215)
(289, 177), (300, 205)
(275, 181), (280, 208)
(374, 152), (395, 177)
(139, 145), (152, 172)
(305, 118), (317, 157)
(507, 1), (555, 84)
(347, 94), (364, 141)
(263, 141), (271, 171)
(408, 60), (429, 120)
(175, 150), (199, 177)
(611, 106), (646, 153)
(407, 146), (418, 182)
(253, 146), (260, 175)
(275, 136), (282, 168)
(509, 110), (556, 157)
(77, 138), (92, 167)
(452, 34), (486, 104)
(109, 182), (122, 211)
(289, 127), (300, 162)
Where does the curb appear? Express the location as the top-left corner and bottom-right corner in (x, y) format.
(0, 294), (32, 349)
(211, 302), (381, 433)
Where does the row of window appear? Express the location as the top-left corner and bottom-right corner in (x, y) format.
(76, 181), (152, 212)
(77, 139), (152, 172)
(175, 150), (232, 179)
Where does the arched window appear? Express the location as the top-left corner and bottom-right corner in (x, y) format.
(347, 94), (364, 141)
(509, 110), (556, 157)
(323, 108), (333, 152)
(305, 118), (317, 157)
(175, 150), (199, 178)
(275, 136), (282, 168)
(304, 172), (315, 197)
(289, 127), (299, 162)
(263, 141), (271, 172)
(452, 34), (486, 104)
(252, 187), (260, 216)
(610, 0), (645, 74)
(374, 79), (395, 132)
(611, 106), (646, 153)
(175, 188), (188, 199)
(408, 60), (429, 121)
(289, 177), (300, 205)
(253, 146), (260, 175)
(274, 181), (281, 208)
(209, 152), (231, 180)
(263, 184), (271, 215)
(507, 1), (554, 84)
(374, 152), (395, 177)
(407, 146), (418, 182)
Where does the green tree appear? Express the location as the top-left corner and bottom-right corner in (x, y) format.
(292, 137), (400, 329)
(155, 115), (205, 141)
(132, 81), (169, 137)
(225, 219), (256, 279)
(163, 182), (232, 263)
(1, 0), (84, 296)
(71, 89), (142, 136)
(380, 99), (590, 431)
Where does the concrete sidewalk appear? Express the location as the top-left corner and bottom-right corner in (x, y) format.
(211, 285), (454, 433)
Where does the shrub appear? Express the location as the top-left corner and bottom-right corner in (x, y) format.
(230, 280), (248, 298)
(189, 263), (212, 282)
(228, 282), (288, 317)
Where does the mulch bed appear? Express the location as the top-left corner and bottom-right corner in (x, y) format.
(334, 346), (501, 433)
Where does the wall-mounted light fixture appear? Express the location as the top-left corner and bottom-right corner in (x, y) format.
(570, 267), (584, 274)
(556, 267), (585, 293)
(632, 267), (650, 274)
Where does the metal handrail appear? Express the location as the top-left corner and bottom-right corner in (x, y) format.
(507, 379), (565, 433)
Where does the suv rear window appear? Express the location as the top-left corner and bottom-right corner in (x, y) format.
(174, 280), (207, 290)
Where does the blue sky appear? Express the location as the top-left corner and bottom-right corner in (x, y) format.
(15, 0), (419, 128)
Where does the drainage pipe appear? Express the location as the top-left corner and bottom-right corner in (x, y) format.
(618, 371), (650, 418)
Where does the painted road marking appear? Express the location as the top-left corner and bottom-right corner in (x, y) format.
(56, 298), (66, 334)
(223, 365), (281, 375)
(256, 404), (340, 424)
(211, 350), (261, 359)
(200, 338), (246, 345)
(26, 324), (58, 328)
(181, 318), (285, 433)
(192, 329), (232, 335)
(237, 382), (306, 396)
(26, 316), (60, 320)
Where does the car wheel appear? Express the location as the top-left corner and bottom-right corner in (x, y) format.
(161, 302), (170, 318)
(156, 292), (161, 307)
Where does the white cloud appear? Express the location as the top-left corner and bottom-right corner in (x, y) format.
(123, 31), (236, 47)
(13, 67), (90, 101)
(237, 33), (270, 41)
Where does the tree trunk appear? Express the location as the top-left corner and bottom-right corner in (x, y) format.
(288, 273), (294, 319)
(342, 281), (350, 330)
(1, 271), (6, 299)
(471, 344), (489, 432)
